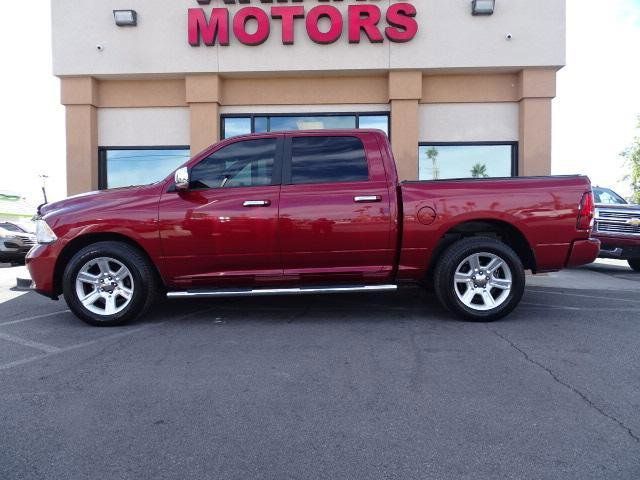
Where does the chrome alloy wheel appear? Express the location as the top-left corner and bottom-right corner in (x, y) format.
(75, 257), (134, 316)
(453, 252), (512, 311)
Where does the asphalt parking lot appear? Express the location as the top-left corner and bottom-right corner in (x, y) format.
(1, 262), (639, 479)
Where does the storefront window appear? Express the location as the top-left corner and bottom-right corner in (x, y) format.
(418, 143), (517, 181)
(222, 113), (389, 139)
(100, 147), (190, 189)
(223, 117), (252, 138)
(358, 115), (389, 135)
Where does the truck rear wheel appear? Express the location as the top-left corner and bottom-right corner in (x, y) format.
(62, 241), (159, 327)
(628, 259), (640, 272)
(433, 237), (525, 322)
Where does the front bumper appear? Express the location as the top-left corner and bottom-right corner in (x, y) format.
(25, 244), (60, 299)
(593, 233), (640, 260)
(566, 238), (601, 268)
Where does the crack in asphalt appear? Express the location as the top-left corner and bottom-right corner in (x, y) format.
(487, 326), (640, 445)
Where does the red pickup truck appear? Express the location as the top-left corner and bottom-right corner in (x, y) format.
(27, 130), (599, 326)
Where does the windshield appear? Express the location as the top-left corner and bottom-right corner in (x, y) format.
(593, 188), (627, 205)
(0, 222), (26, 233)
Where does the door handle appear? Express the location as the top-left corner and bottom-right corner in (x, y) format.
(243, 200), (271, 207)
(354, 195), (382, 203)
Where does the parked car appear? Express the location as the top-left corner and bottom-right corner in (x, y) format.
(27, 130), (599, 326)
(592, 186), (640, 271)
(0, 221), (37, 264)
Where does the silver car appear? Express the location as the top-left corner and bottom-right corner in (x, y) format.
(0, 222), (36, 264)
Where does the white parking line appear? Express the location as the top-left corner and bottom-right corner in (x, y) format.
(0, 305), (219, 372)
(526, 289), (640, 304)
(0, 310), (71, 327)
(0, 332), (61, 353)
(521, 302), (640, 313)
(0, 324), (158, 371)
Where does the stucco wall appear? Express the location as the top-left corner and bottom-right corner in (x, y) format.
(52, 0), (566, 76)
(98, 107), (191, 146)
(418, 103), (520, 143)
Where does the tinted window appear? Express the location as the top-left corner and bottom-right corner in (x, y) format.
(103, 148), (190, 189)
(190, 138), (277, 190)
(290, 136), (369, 185)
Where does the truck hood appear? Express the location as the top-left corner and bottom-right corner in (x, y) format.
(39, 184), (159, 218)
(595, 203), (640, 210)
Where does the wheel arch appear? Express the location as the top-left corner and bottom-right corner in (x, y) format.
(427, 219), (537, 279)
(53, 232), (165, 296)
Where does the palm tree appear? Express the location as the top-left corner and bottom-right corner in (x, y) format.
(471, 163), (489, 178)
(426, 147), (440, 180)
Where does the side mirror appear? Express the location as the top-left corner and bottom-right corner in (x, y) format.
(174, 167), (190, 191)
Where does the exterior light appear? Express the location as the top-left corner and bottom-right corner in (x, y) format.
(472, 0), (495, 16)
(113, 10), (138, 27)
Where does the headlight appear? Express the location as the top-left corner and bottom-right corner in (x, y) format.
(35, 220), (57, 244)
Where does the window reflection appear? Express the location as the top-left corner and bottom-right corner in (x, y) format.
(104, 148), (190, 189)
(418, 144), (515, 180)
(222, 113), (389, 139)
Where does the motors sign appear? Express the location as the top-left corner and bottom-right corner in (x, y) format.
(188, 0), (418, 46)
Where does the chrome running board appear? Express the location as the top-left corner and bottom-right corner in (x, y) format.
(167, 284), (397, 299)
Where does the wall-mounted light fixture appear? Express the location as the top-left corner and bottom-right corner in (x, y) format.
(113, 10), (138, 27)
(472, 0), (495, 16)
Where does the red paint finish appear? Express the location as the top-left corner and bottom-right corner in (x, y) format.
(27, 130), (599, 300)
(188, 8), (229, 46)
(271, 6), (305, 45)
(566, 239), (601, 268)
(158, 185), (281, 287)
(233, 7), (270, 46)
(306, 6), (343, 45)
(279, 133), (395, 283)
(348, 5), (384, 44)
(187, 4), (418, 46)
(385, 3), (419, 43)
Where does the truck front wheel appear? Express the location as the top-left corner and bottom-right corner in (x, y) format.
(433, 237), (525, 322)
(628, 259), (640, 272)
(62, 241), (159, 327)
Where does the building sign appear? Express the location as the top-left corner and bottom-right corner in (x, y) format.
(188, 0), (418, 46)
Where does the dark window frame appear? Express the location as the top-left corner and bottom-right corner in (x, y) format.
(417, 141), (519, 180)
(221, 112), (391, 140)
(98, 145), (190, 190)
(282, 134), (370, 186)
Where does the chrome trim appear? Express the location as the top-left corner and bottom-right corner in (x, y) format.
(174, 167), (189, 191)
(243, 200), (271, 207)
(167, 285), (398, 299)
(595, 208), (640, 237)
(354, 196), (382, 203)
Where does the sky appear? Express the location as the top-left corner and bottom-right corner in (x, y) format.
(0, 0), (639, 205)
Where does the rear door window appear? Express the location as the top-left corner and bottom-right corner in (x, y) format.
(289, 136), (369, 185)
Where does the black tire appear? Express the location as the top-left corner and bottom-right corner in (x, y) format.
(433, 237), (525, 322)
(628, 259), (640, 272)
(62, 241), (160, 326)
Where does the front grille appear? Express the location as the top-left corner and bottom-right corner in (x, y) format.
(595, 208), (640, 236)
(596, 222), (640, 235)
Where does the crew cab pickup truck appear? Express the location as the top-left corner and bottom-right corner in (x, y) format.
(592, 187), (640, 271)
(27, 130), (599, 326)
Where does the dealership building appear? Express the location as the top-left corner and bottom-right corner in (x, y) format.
(52, 0), (566, 195)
